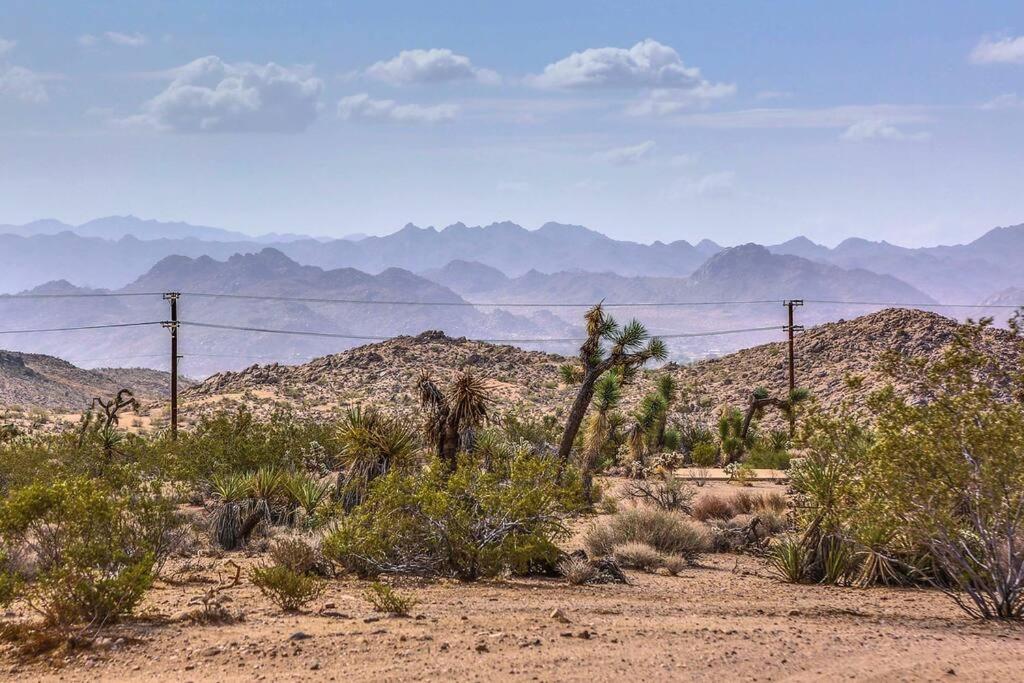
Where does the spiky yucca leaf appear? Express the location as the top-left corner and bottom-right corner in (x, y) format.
(248, 466), (284, 502)
(211, 472), (249, 503)
(285, 472), (333, 517)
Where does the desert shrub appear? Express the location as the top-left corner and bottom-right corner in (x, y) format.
(362, 582), (417, 615)
(783, 316), (1024, 619)
(688, 442), (718, 487)
(623, 473), (693, 512)
(744, 447), (791, 470)
(323, 453), (580, 580)
(691, 493), (735, 522)
(724, 462), (755, 486)
(612, 542), (665, 571)
(247, 466), (285, 502)
(558, 556), (598, 585)
(0, 476), (180, 627)
(250, 564), (326, 612)
(269, 537), (318, 575)
(584, 508), (708, 563)
(662, 554), (689, 575)
(678, 423), (715, 453)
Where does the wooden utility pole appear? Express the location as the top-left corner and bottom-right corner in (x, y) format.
(162, 292), (180, 439)
(784, 299), (804, 393)
(784, 299), (804, 437)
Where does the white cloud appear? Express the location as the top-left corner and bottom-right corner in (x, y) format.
(674, 171), (736, 198)
(0, 38), (16, 55)
(529, 39), (727, 93)
(77, 34), (98, 47)
(981, 93), (1024, 110)
(627, 83), (736, 115)
(593, 140), (656, 166)
(0, 65), (50, 103)
(668, 104), (929, 129)
(124, 56), (323, 133)
(337, 93), (457, 124)
(969, 35), (1024, 65)
(365, 48), (499, 85)
(840, 119), (930, 142)
(105, 31), (148, 47)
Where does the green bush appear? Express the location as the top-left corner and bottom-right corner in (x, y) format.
(362, 582), (417, 615)
(250, 564), (326, 612)
(0, 476), (180, 627)
(324, 453), (581, 580)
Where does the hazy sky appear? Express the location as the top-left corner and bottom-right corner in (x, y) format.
(2, 1), (1023, 246)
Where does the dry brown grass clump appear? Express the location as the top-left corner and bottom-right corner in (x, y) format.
(558, 556), (599, 585)
(584, 508), (709, 564)
(731, 489), (788, 515)
(612, 542), (665, 571)
(691, 493), (736, 522)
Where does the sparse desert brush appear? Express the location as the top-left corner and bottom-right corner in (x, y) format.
(362, 582), (417, 616)
(558, 556), (598, 585)
(691, 493), (735, 522)
(756, 508), (790, 534)
(0, 476), (181, 627)
(250, 564), (326, 612)
(584, 508), (708, 564)
(269, 537), (319, 575)
(612, 542), (665, 571)
(661, 554), (690, 575)
(767, 534), (810, 583)
(623, 473), (694, 512)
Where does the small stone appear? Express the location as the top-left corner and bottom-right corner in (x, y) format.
(289, 632), (312, 641)
(475, 643), (489, 653)
(201, 646), (221, 657)
(310, 661), (321, 670)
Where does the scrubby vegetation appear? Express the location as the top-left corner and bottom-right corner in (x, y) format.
(770, 314), (1024, 620)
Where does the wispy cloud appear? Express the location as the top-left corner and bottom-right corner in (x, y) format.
(593, 140), (656, 166)
(338, 93), (457, 124)
(980, 93), (1024, 110)
(840, 119), (930, 142)
(0, 38), (16, 55)
(79, 32), (149, 48)
(666, 104), (930, 129)
(672, 171), (736, 198)
(969, 34), (1024, 65)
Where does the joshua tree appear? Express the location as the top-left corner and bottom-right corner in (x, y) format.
(579, 370), (622, 502)
(417, 369), (494, 471)
(652, 375), (678, 450)
(557, 304), (667, 465)
(624, 391), (668, 472)
(740, 387), (811, 442)
(77, 388), (137, 455)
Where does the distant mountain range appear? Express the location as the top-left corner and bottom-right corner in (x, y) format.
(2, 216), (1023, 307)
(0, 249), (570, 376)
(0, 244), (951, 377)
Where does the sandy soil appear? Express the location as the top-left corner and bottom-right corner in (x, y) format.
(3, 482), (1022, 682)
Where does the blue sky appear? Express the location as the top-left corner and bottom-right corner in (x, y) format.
(1, 1), (1023, 246)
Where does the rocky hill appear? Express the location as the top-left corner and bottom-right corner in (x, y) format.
(178, 308), (1023, 431)
(0, 349), (181, 412)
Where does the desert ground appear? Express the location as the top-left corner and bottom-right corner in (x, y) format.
(4, 479), (1022, 683)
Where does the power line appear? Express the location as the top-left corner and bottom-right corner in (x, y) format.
(0, 292), (164, 300)
(0, 321), (163, 335)
(182, 291), (783, 308)
(804, 299), (1023, 309)
(179, 319), (785, 343)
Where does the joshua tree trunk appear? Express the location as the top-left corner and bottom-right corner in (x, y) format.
(440, 419), (461, 472)
(558, 369), (601, 464)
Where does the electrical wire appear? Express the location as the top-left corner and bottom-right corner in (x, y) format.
(178, 320), (785, 343)
(0, 321), (163, 335)
(0, 292), (165, 300)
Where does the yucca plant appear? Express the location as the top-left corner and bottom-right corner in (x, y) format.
(336, 407), (418, 509)
(768, 534), (810, 583)
(210, 472), (249, 503)
(417, 369), (493, 471)
(247, 466), (284, 502)
(285, 472), (333, 522)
